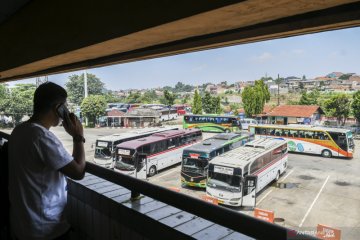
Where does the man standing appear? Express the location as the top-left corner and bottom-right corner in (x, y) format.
(9, 82), (85, 240)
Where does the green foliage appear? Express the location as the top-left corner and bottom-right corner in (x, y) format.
(181, 94), (190, 104)
(65, 73), (104, 105)
(230, 103), (240, 116)
(80, 95), (107, 127)
(161, 90), (175, 106)
(0, 84), (36, 123)
(351, 91), (360, 123)
(302, 75), (306, 80)
(140, 90), (158, 104)
(126, 92), (142, 103)
(103, 92), (125, 103)
(324, 94), (351, 126)
(298, 90), (319, 105)
(241, 80), (270, 117)
(213, 96), (222, 114)
(192, 89), (202, 114)
(202, 92), (213, 113)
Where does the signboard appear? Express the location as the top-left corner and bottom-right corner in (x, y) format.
(189, 153), (200, 159)
(97, 141), (108, 147)
(254, 208), (274, 223)
(316, 224), (341, 240)
(202, 195), (218, 205)
(214, 165), (234, 175)
(118, 149), (130, 155)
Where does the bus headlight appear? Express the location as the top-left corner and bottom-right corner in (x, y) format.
(231, 198), (241, 202)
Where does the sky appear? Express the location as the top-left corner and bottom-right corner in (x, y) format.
(8, 27), (360, 90)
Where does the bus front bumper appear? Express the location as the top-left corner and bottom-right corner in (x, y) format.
(181, 177), (206, 188)
(93, 159), (114, 168)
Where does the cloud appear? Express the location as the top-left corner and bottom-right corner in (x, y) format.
(251, 52), (273, 63)
(191, 64), (207, 72)
(292, 49), (304, 55)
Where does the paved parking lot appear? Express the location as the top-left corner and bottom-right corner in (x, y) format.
(3, 126), (359, 239)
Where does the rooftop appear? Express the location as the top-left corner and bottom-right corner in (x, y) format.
(266, 105), (324, 118)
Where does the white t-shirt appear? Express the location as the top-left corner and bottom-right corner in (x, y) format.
(9, 122), (73, 240)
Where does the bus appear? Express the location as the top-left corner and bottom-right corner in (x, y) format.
(93, 127), (178, 168)
(249, 124), (354, 158)
(114, 129), (202, 179)
(160, 108), (178, 121)
(206, 138), (288, 207)
(183, 114), (242, 133)
(181, 132), (254, 188)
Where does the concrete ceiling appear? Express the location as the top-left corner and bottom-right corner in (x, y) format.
(1, 0), (360, 82)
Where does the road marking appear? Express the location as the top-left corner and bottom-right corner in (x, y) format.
(153, 167), (179, 179)
(299, 175), (330, 227)
(256, 169), (294, 205)
(257, 189), (273, 205)
(280, 169), (294, 183)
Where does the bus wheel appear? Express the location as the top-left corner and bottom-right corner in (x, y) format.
(148, 166), (157, 177)
(321, 150), (332, 158)
(275, 171), (280, 182)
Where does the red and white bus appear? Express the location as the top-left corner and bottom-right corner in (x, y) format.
(114, 129), (202, 179)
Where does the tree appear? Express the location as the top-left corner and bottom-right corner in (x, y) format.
(192, 89), (202, 114)
(352, 91), (360, 124)
(299, 90), (318, 105)
(1, 84), (36, 124)
(324, 94), (351, 126)
(140, 90), (158, 104)
(80, 95), (107, 127)
(202, 92), (213, 113)
(241, 79), (270, 117)
(302, 75), (306, 80)
(65, 73), (105, 105)
(181, 94), (190, 104)
(213, 96), (222, 114)
(103, 92), (125, 103)
(161, 90), (175, 106)
(126, 92), (142, 103)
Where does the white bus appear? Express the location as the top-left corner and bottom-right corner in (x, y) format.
(114, 129), (202, 179)
(206, 138), (288, 207)
(160, 108), (178, 121)
(93, 127), (178, 168)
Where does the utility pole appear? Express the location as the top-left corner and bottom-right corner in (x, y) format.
(277, 74), (280, 106)
(84, 70), (88, 126)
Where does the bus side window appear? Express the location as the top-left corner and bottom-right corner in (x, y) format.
(275, 129), (281, 136)
(305, 131), (313, 139)
(298, 130), (305, 138)
(269, 128), (275, 136)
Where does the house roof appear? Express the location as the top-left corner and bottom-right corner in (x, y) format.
(266, 105), (324, 118)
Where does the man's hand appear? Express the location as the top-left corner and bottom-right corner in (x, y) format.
(62, 113), (83, 137)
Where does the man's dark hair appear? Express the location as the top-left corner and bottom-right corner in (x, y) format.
(33, 82), (67, 114)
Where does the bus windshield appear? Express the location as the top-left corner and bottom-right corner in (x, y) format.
(95, 147), (112, 158)
(207, 171), (241, 192)
(182, 158), (208, 173)
(347, 132), (355, 149)
(115, 148), (136, 170)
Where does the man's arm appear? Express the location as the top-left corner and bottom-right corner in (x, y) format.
(60, 113), (86, 180)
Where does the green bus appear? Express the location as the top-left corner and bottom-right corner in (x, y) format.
(181, 132), (254, 188)
(183, 114), (242, 133)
